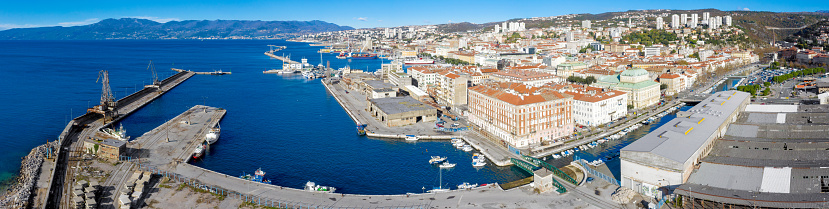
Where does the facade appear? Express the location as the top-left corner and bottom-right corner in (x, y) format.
(491, 69), (559, 87)
(658, 73), (687, 96)
(408, 66), (440, 87)
(550, 84), (628, 127)
(620, 91), (749, 198)
(367, 96), (437, 127)
(434, 71), (468, 106)
(467, 82), (574, 148)
(643, 47), (660, 57)
(581, 20), (591, 29)
(594, 68), (660, 108)
(655, 17), (663, 30)
(556, 62), (588, 78)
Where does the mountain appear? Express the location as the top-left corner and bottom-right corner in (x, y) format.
(0, 18), (354, 40)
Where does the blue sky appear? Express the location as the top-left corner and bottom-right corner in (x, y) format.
(0, 0), (826, 30)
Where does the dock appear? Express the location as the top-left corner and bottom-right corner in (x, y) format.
(172, 68), (231, 75)
(264, 51), (300, 64)
(43, 70), (195, 209)
(132, 105), (226, 169)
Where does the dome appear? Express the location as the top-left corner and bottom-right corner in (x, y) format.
(620, 68), (648, 77)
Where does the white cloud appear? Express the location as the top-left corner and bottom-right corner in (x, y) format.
(742, 7), (750, 11)
(355, 17), (367, 21)
(0, 23), (45, 30)
(127, 16), (181, 23)
(58, 18), (100, 27)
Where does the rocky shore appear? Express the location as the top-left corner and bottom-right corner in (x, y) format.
(0, 142), (55, 208)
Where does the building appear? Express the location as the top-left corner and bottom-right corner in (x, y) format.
(367, 96), (437, 127)
(550, 84), (628, 127)
(434, 71), (468, 106)
(620, 91), (749, 198)
(658, 73), (687, 96)
(556, 62), (588, 78)
(690, 14), (698, 28)
(671, 14), (680, 29)
(491, 69), (559, 87)
(408, 66), (440, 87)
(643, 47), (661, 57)
(672, 104), (829, 208)
(582, 20), (591, 29)
(594, 68), (661, 108)
(86, 139), (127, 160)
(655, 17), (664, 30)
(723, 15), (732, 27)
(360, 80), (399, 99)
(702, 12), (710, 25)
(680, 14), (687, 26)
(467, 82), (574, 148)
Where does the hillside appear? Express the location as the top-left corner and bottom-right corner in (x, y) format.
(0, 18), (354, 40)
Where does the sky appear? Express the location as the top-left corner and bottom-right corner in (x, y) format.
(0, 0), (827, 30)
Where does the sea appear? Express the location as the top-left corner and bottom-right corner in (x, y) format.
(0, 39), (686, 195)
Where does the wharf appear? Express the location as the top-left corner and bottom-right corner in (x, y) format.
(42, 70), (195, 209)
(172, 68), (231, 75)
(265, 51), (299, 64)
(132, 105), (226, 169)
(320, 78), (456, 140)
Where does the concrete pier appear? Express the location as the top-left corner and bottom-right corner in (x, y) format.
(171, 68), (231, 75)
(42, 71), (194, 209)
(264, 51), (299, 64)
(132, 105), (226, 169)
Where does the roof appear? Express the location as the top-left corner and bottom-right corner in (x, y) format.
(620, 68), (648, 77)
(369, 96), (435, 115)
(468, 82), (571, 106)
(101, 139), (127, 148)
(621, 91), (750, 170)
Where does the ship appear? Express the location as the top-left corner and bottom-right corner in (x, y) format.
(350, 54), (378, 59)
(336, 52), (348, 59)
(403, 58), (435, 65)
(192, 144), (205, 159)
(102, 124), (130, 141)
(205, 126), (220, 145)
(240, 168), (272, 184)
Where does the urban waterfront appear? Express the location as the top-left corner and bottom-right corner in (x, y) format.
(0, 39), (692, 195)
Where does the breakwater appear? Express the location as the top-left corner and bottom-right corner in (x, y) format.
(0, 142), (56, 208)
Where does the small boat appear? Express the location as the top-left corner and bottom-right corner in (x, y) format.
(336, 53), (348, 59)
(472, 153), (486, 167)
(454, 142), (466, 148)
(457, 182), (478, 189)
(429, 156), (447, 164)
(462, 145), (473, 152)
(451, 138), (463, 144)
(439, 162), (456, 169)
(205, 126), (220, 145)
(356, 124), (366, 136)
(192, 144), (205, 159)
(472, 160), (487, 167)
(304, 181), (336, 193)
(405, 135), (418, 141)
(552, 154), (561, 159)
(240, 168), (272, 184)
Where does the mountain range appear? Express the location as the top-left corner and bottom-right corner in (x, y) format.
(0, 18), (354, 40)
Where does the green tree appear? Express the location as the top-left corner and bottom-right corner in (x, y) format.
(660, 84), (668, 90)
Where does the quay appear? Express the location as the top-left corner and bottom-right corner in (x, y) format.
(172, 68), (231, 75)
(40, 70), (195, 209)
(265, 51), (299, 65)
(132, 105), (226, 169)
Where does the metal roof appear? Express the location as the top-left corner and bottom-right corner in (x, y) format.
(369, 96), (435, 115)
(621, 91), (749, 169)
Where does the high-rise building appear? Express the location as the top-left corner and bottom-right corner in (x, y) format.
(690, 14), (698, 28)
(582, 20), (591, 29)
(709, 17), (718, 29)
(656, 17), (664, 29)
(724, 16), (732, 27)
(680, 14), (687, 26)
(494, 25), (501, 33)
(671, 14), (680, 29)
(702, 12), (710, 25)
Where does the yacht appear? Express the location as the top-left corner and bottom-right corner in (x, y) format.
(429, 156), (447, 165)
(205, 126), (220, 145)
(462, 145), (473, 152)
(439, 162), (456, 169)
(472, 153), (486, 167)
(457, 182), (478, 189)
(304, 181), (336, 193)
(405, 135), (418, 141)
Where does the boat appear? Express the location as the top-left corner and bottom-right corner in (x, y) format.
(209, 70), (229, 75)
(552, 154), (561, 159)
(205, 126), (220, 145)
(451, 138), (463, 143)
(427, 168), (450, 193)
(403, 57), (435, 65)
(192, 144), (205, 159)
(351, 53), (378, 59)
(429, 156), (447, 165)
(472, 153), (486, 167)
(356, 124), (366, 136)
(102, 124), (130, 141)
(457, 182), (478, 189)
(439, 162), (456, 169)
(472, 160), (487, 167)
(240, 168), (272, 184)
(454, 142), (466, 148)
(302, 71), (316, 79)
(462, 145), (473, 152)
(405, 135), (418, 141)
(304, 181), (336, 193)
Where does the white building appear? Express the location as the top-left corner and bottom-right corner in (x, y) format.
(644, 47), (661, 57)
(702, 12), (710, 25)
(724, 16), (732, 27)
(656, 17), (664, 30)
(689, 14), (698, 28)
(582, 20), (591, 29)
(680, 14), (687, 26)
(551, 84), (628, 127)
(671, 14), (681, 29)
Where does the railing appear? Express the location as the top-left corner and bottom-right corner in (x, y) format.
(521, 155), (578, 185)
(136, 164), (428, 209)
(573, 155), (621, 186)
(510, 158), (566, 194)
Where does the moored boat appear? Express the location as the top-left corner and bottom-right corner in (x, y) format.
(439, 162), (456, 169)
(205, 126), (220, 145)
(405, 135), (418, 141)
(429, 156), (447, 164)
(192, 144), (205, 159)
(240, 168), (272, 184)
(304, 181), (336, 193)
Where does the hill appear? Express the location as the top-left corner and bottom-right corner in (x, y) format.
(0, 18), (354, 40)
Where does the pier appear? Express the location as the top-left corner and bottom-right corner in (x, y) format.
(42, 70), (195, 209)
(172, 68), (231, 75)
(264, 51), (300, 65)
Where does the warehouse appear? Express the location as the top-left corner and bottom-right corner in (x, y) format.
(367, 96), (437, 127)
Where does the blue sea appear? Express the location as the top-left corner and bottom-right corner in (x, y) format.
(0, 40), (530, 195)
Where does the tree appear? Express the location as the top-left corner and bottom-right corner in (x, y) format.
(763, 82), (770, 87)
(660, 84), (668, 90)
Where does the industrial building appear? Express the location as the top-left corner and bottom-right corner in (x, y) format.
(673, 104), (829, 208)
(620, 91), (750, 198)
(367, 96), (437, 127)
